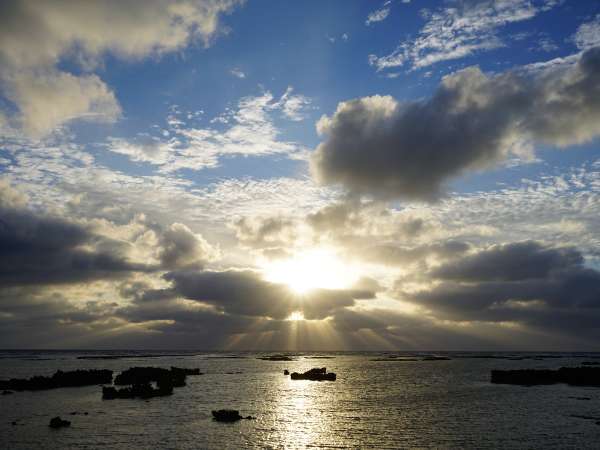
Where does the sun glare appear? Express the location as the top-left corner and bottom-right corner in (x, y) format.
(263, 248), (358, 294)
(287, 311), (305, 321)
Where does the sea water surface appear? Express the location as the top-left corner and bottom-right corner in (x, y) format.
(1, 351), (600, 449)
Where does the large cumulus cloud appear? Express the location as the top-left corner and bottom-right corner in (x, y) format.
(0, 0), (242, 136)
(311, 46), (600, 200)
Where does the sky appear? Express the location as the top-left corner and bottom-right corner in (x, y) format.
(1, 0), (600, 350)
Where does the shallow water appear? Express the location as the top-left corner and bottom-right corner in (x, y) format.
(1, 351), (600, 449)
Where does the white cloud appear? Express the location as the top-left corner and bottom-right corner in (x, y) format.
(369, 0), (559, 71)
(230, 68), (246, 78)
(105, 138), (172, 165)
(104, 88), (312, 171)
(574, 15), (600, 50)
(0, 0), (243, 137)
(277, 86), (312, 121)
(366, 7), (390, 26)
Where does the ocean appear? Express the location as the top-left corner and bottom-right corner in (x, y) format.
(1, 350), (599, 449)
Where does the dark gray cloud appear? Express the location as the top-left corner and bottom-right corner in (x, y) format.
(405, 241), (600, 338)
(0, 204), (149, 287)
(431, 240), (581, 281)
(163, 268), (375, 320)
(311, 46), (600, 200)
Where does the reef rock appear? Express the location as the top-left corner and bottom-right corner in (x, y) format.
(0, 369), (112, 392)
(258, 354), (294, 361)
(290, 367), (336, 381)
(102, 381), (173, 400)
(491, 367), (600, 386)
(212, 409), (244, 422)
(49, 417), (71, 428)
(114, 366), (201, 387)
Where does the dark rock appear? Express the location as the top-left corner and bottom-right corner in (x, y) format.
(491, 367), (600, 386)
(11, 421), (17, 426)
(370, 358), (420, 362)
(569, 396), (591, 400)
(2, 390), (13, 395)
(258, 354), (294, 361)
(290, 367), (336, 381)
(0, 369), (113, 392)
(304, 356), (336, 359)
(102, 382), (173, 400)
(212, 409), (244, 422)
(421, 356), (452, 361)
(284, 369), (289, 375)
(114, 366), (201, 387)
(49, 417), (71, 428)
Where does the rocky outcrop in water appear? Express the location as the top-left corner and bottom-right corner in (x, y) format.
(103, 366), (202, 399)
(0, 369), (113, 391)
(258, 354), (294, 361)
(284, 369), (289, 375)
(491, 367), (600, 386)
(114, 366), (201, 387)
(49, 416), (71, 428)
(211, 409), (254, 422)
(102, 381), (174, 399)
(290, 367), (336, 381)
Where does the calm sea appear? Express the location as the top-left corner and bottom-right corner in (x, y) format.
(1, 350), (600, 449)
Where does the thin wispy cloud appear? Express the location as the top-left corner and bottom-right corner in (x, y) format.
(369, 0), (560, 71)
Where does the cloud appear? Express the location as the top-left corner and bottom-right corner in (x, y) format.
(0, 182), (150, 287)
(232, 216), (296, 248)
(405, 241), (600, 339)
(574, 14), (600, 50)
(277, 86), (312, 121)
(369, 0), (558, 71)
(0, 0), (242, 136)
(156, 222), (218, 269)
(105, 137), (171, 165)
(430, 241), (581, 282)
(106, 89), (310, 171)
(366, 6), (390, 26)
(230, 68), (246, 78)
(363, 241), (470, 267)
(162, 268), (375, 320)
(311, 46), (600, 200)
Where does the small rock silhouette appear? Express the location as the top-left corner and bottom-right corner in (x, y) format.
(49, 416), (71, 428)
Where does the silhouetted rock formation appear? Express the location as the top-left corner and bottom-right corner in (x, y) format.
(103, 366), (201, 399)
(421, 356), (452, 361)
(49, 416), (71, 428)
(284, 369), (289, 375)
(370, 358), (420, 362)
(211, 409), (254, 422)
(114, 366), (201, 387)
(258, 354), (294, 361)
(0, 369), (112, 391)
(102, 382), (173, 399)
(491, 367), (600, 386)
(290, 367), (336, 381)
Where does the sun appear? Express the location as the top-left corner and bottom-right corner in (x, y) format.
(262, 248), (358, 294)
